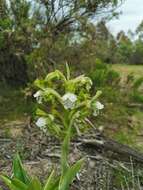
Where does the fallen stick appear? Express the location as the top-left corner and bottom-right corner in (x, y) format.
(80, 135), (143, 163)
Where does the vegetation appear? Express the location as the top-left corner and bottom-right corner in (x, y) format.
(0, 0), (123, 85)
(1, 0), (143, 189)
(1, 0), (143, 86)
(0, 66), (104, 190)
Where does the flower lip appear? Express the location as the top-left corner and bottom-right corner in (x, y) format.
(34, 90), (43, 104)
(33, 90), (42, 98)
(62, 92), (77, 102)
(36, 117), (46, 128)
(95, 101), (104, 110)
(62, 92), (77, 109)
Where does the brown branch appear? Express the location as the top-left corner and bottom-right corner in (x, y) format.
(80, 136), (143, 164)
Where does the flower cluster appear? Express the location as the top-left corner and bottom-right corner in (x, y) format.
(34, 90), (78, 109)
(34, 66), (104, 138)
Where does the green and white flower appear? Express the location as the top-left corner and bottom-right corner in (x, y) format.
(95, 101), (104, 110)
(33, 90), (43, 104)
(92, 101), (104, 116)
(36, 117), (46, 128)
(62, 92), (77, 109)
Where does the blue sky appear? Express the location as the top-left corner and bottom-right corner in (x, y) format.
(107, 0), (143, 35)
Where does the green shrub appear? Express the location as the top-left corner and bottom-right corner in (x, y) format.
(89, 59), (120, 88)
(106, 70), (120, 85)
(131, 77), (143, 103)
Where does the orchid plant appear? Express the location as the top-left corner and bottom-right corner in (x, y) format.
(34, 64), (104, 138)
(0, 64), (104, 190)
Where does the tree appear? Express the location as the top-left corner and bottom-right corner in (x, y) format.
(0, 0), (123, 85)
(136, 20), (143, 40)
(115, 31), (133, 64)
(78, 21), (117, 65)
(29, 0), (123, 73)
(38, 0), (122, 34)
(0, 0), (34, 85)
(129, 20), (143, 65)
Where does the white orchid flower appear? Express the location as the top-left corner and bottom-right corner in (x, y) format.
(62, 92), (77, 109)
(36, 117), (47, 128)
(92, 101), (104, 117)
(33, 90), (43, 103)
(33, 90), (42, 98)
(95, 101), (104, 110)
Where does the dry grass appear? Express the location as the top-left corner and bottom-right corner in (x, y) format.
(111, 64), (143, 81)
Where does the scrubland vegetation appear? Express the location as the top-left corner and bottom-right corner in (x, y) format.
(1, 0), (143, 189)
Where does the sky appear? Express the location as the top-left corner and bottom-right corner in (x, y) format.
(107, 0), (143, 36)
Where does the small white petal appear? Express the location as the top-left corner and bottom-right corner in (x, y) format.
(34, 90), (43, 104)
(62, 93), (77, 109)
(33, 90), (42, 98)
(93, 111), (98, 116)
(62, 93), (77, 102)
(95, 101), (104, 110)
(37, 96), (42, 104)
(76, 173), (80, 180)
(36, 117), (46, 128)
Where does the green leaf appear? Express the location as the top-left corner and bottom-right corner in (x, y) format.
(34, 79), (45, 90)
(66, 63), (70, 80)
(91, 90), (102, 102)
(46, 179), (59, 190)
(61, 127), (71, 174)
(44, 170), (55, 190)
(36, 108), (48, 117)
(43, 88), (63, 105)
(45, 70), (66, 83)
(48, 123), (62, 137)
(59, 158), (84, 190)
(27, 178), (42, 190)
(0, 175), (18, 190)
(44, 171), (59, 190)
(12, 154), (30, 185)
(11, 178), (28, 190)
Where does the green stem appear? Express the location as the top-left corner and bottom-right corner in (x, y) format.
(61, 116), (71, 175)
